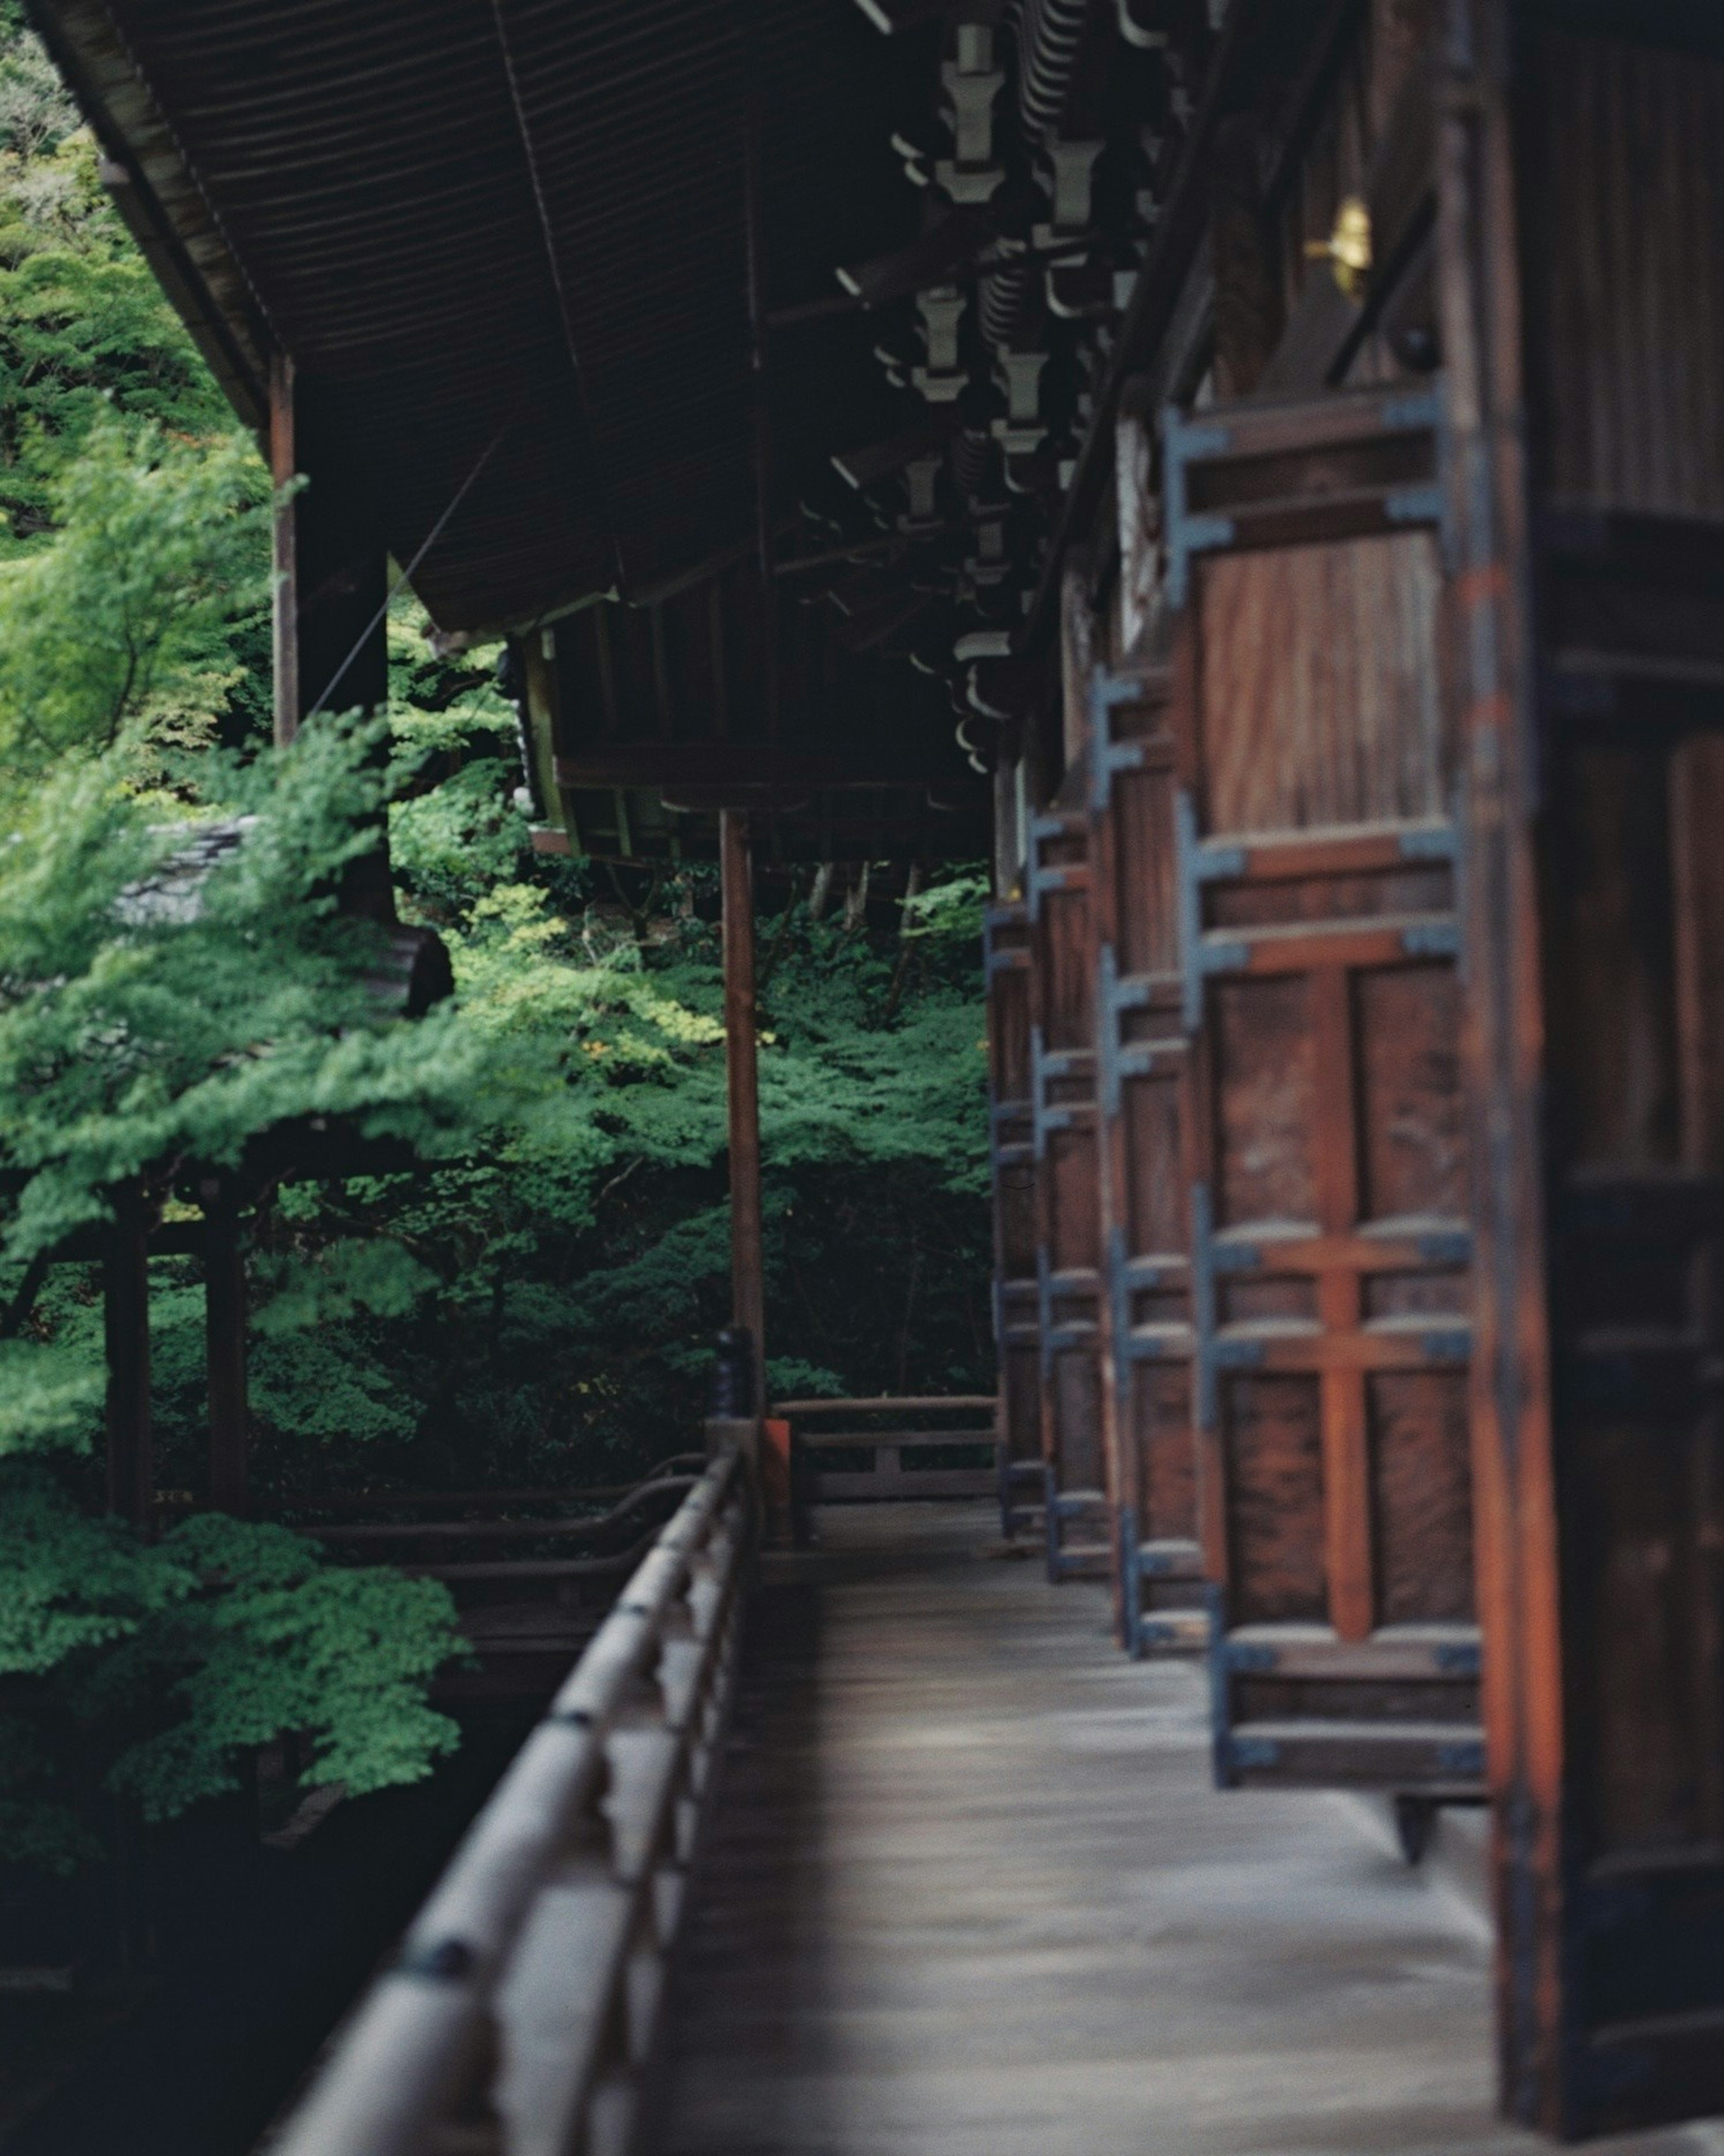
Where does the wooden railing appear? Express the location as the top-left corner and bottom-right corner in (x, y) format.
(269, 1447), (751, 2156)
(774, 1395), (999, 1505)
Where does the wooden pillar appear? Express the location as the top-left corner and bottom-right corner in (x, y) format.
(104, 1190), (151, 1527)
(269, 350), (299, 750)
(721, 809), (765, 1416)
(204, 1192), (249, 1516)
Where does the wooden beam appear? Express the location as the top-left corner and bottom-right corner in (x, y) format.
(204, 1192), (249, 1516)
(721, 810), (766, 1417)
(104, 1191), (152, 1526)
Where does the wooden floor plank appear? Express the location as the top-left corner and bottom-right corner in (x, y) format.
(648, 1505), (1722, 2156)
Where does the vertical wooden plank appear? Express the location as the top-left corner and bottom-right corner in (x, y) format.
(205, 1191), (249, 1517)
(105, 1191), (151, 1527)
(721, 810), (765, 1418)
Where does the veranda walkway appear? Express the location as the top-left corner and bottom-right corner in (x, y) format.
(650, 1505), (1724, 2156)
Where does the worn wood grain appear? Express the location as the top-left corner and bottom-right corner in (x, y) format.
(1214, 975), (1318, 1225)
(1369, 1369), (1473, 1625)
(1198, 533), (1444, 833)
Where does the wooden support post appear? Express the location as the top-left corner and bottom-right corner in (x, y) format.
(721, 809), (765, 1417)
(269, 350), (299, 750)
(204, 1191), (249, 1517)
(104, 1191), (151, 1527)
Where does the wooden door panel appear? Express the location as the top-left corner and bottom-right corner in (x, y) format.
(1368, 1369), (1474, 1624)
(1209, 974), (1317, 1222)
(1355, 966), (1468, 1219)
(1091, 670), (1205, 1649)
(1224, 1371), (1327, 1624)
(1169, 383), (1481, 1792)
(1196, 535), (1446, 832)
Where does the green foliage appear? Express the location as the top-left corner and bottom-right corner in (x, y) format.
(246, 867), (994, 1487)
(901, 867), (989, 942)
(0, 682), (496, 1866)
(251, 1239), (438, 1338)
(95, 1510), (462, 1818)
(0, 1462), (461, 1860)
(0, 419), (268, 777)
(0, 723), (501, 1265)
(1, 31), (229, 542)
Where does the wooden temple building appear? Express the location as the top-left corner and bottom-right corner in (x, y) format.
(25, 0), (1724, 2144)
